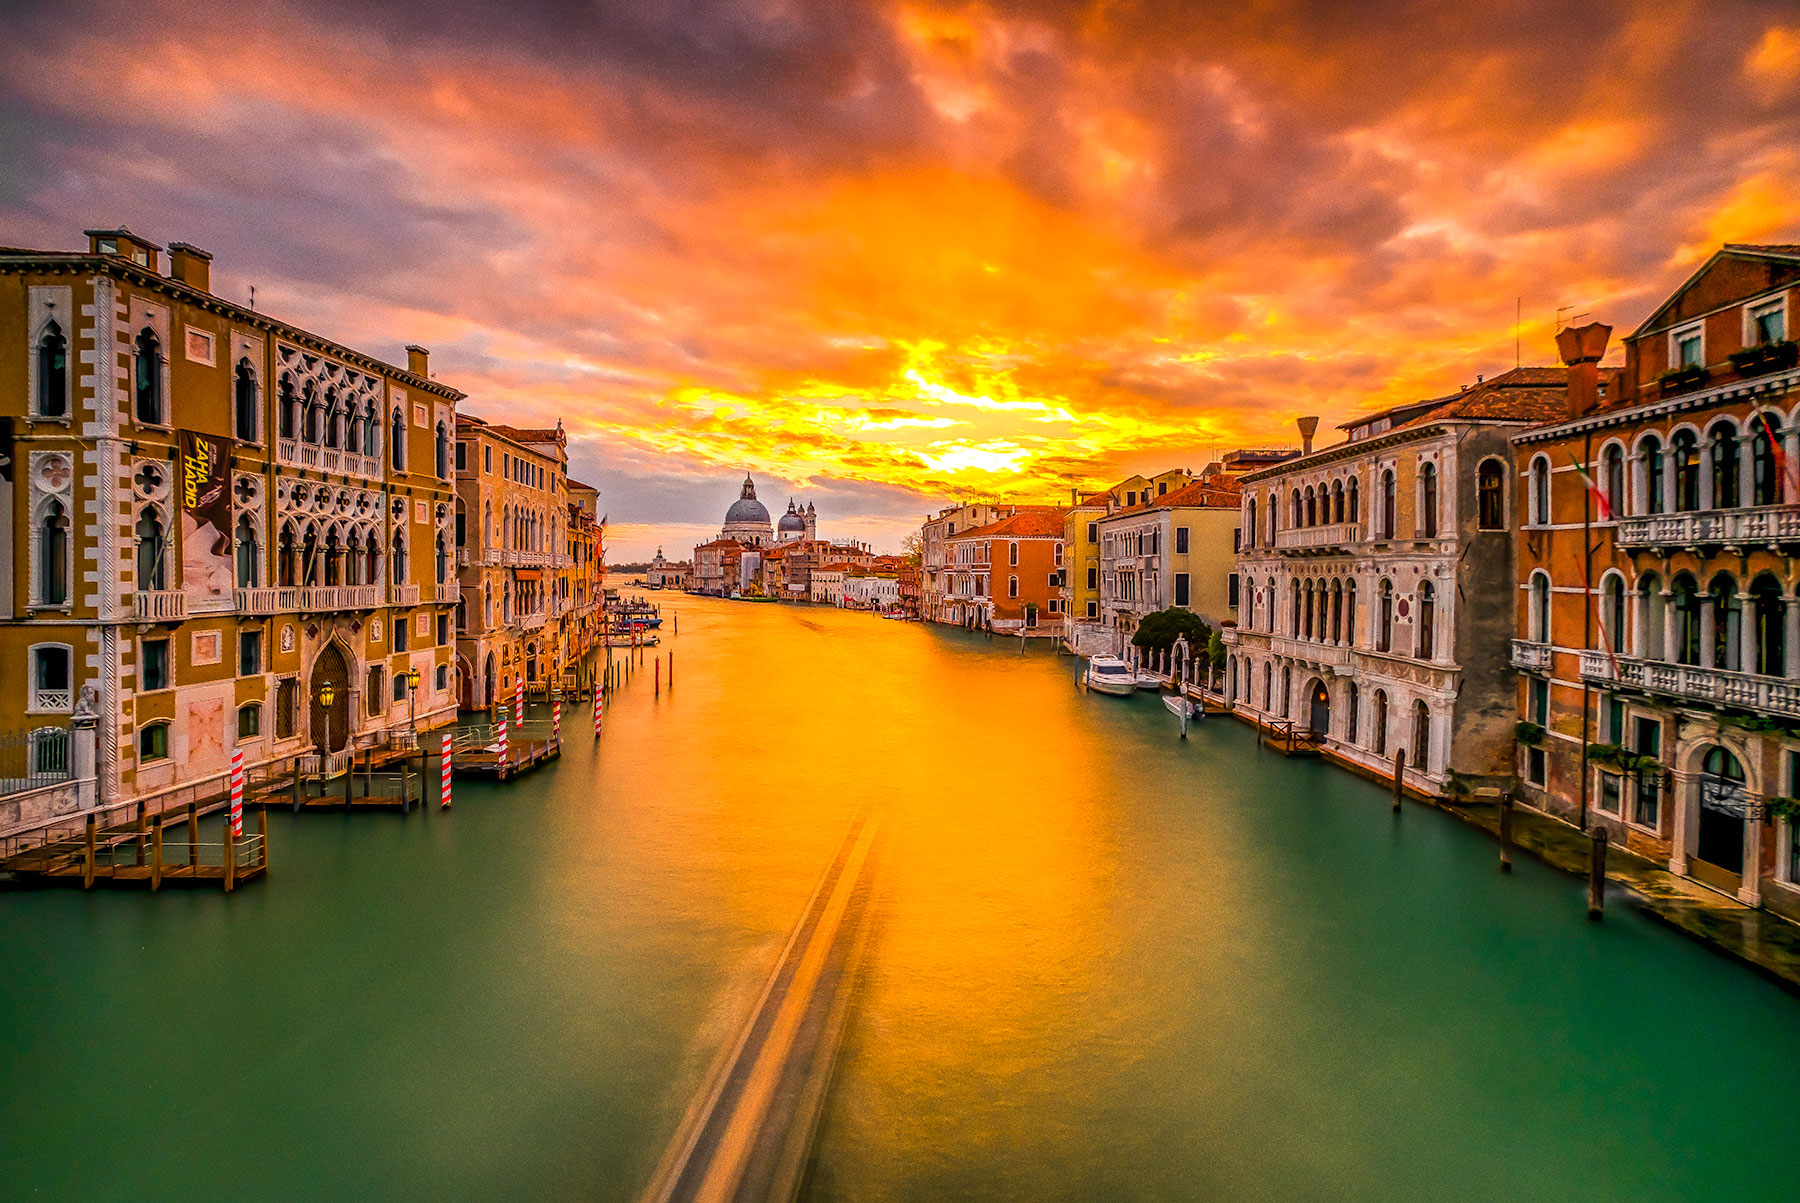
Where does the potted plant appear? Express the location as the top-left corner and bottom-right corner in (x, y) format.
(1516, 721), (1546, 746)
(1586, 742), (1625, 766)
(1657, 363), (1708, 394)
(1766, 796), (1800, 822)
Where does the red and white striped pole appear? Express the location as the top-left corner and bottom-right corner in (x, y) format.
(497, 717), (508, 768)
(229, 747), (244, 836)
(514, 680), (524, 728)
(593, 686), (602, 739)
(552, 699), (561, 746)
(440, 733), (452, 809)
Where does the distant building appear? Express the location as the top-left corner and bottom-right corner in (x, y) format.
(1096, 477), (1242, 652)
(944, 508), (1069, 634)
(1061, 469), (1194, 655)
(645, 548), (690, 590)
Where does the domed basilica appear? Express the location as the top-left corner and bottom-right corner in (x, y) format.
(719, 474), (814, 547)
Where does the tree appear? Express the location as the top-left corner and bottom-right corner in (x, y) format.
(1207, 628), (1227, 668)
(900, 529), (924, 568)
(1130, 608), (1211, 653)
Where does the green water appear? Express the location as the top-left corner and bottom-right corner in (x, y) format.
(3, 596), (1797, 1201)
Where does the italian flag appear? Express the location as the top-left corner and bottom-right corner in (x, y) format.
(1568, 452), (1611, 522)
(1757, 413), (1799, 500)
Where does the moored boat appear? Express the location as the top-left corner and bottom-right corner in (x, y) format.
(1085, 656), (1136, 696)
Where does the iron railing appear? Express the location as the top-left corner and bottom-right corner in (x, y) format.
(0, 726), (72, 797)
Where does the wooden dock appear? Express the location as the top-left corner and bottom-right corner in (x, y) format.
(451, 735), (561, 781)
(2, 806), (268, 891)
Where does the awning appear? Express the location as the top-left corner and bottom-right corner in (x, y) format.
(513, 569), (542, 581)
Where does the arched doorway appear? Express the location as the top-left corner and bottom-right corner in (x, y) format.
(1306, 678), (1329, 737)
(308, 642), (351, 753)
(483, 651), (498, 709)
(1693, 745), (1748, 893)
(456, 656), (475, 712)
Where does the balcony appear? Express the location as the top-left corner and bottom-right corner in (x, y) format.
(1580, 650), (1800, 718)
(1614, 505), (1800, 550)
(1511, 639), (1552, 670)
(234, 587), (292, 615)
(133, 590), (186, 622)
(391, 583), (421, 607)
(520, 608), (548, 630)
(299, 584), (384, 611)
(456, 547), (470, 568)
(433, 581), (461, 604)
(1273, 522), (1360, 554)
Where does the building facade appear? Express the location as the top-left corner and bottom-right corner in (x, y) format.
(1511, 244), (1800, 919)
(645, 548), (690, 590)
(943, 509), (1068, 633)
(1095, 478), (1242, 652)
(3, 226), (460, 833)
(1226, 370), (1567, 796)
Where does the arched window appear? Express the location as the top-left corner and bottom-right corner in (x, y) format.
(1290, 584), (1301, 635)
(1330, 580), (1343, 644)
(235, 514), (259, 588)
(139, 722), (170, 763)
(1420, 462), (1438, 537)
(325, 389), (344, 450)
(1752, 574), (1786, 676)
(1303, 580), (1315, 639)
(37, 321), (67, 417)
(1708, 422), (1740, 509)
(303, 383), (322, 444)
(134, 328), (164, 425)
(1345, 581), (1358, 648)
(1710, 573), (1741, 671)
(1281, 665), (1292, 716)
(1291, 489), (1302, 528)
(392, 531), (408, 585)
(364, 531), (379, 585)
(1304, 486), (1317, 527)
(1347, 477), (1360, 525)
(1332, 480), (1345, 523)
(278, 376), (298, 439)
(391, 409), (407, 472)
(363, 401), (380, 457)
(1246, 499), (1257, 547)
(301, 526), (319, 586)
(39, 500), (69, 605)
(1529, 456), (1550, 526)
(1752, 416), (1781, 506)
(135, 508), (166, 590)
(1376, 578), (1394, 652)
(1671, 573), (1702, 665)
(234, 359), (258, 441)
(1346, 682), (1359, 745)
(1639, 435), (1665, 514)
(1371, 690), (1388, 755)
(435, 421), (450, 479)
(278, 522), (298, 587)
(1639, 572), (1665, 660)
(1672, 430), (1700, 512)
(324, 529), (343, 587)
(1380, 469), (1396, 539)
(1416, 580), (1435, 659)
(1412, 701), (1431, 769)
(1477, 458), (1505, 529)
(1602, 443), (1624, 519)
(1262, 662), (1272, 709)
(436, 532), (448, 584)
(1266, 492), (1277, 542)
(1528, 571), (1550, 642)
(1601, 573), (1625, 653)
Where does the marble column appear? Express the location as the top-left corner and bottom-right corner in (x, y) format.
(1662, 590), (1679, 664)
(1700, 596), (1716, 669)
(1741, 796), (1764, 906)
(1738, 592), (1758, 675)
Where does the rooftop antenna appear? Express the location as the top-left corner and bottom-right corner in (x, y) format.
(1515, 297), (1521, 369)
(1555, 305), (1589, 333)
(248, 285), (256, 311)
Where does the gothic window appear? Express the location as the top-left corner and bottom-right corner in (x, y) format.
(1412, 701), (1431, 769)
(1246, 499), (1257, 547)
(363, 401), (380, 457)
(1332, 480), (1345, 523)
(134, 328), (164, 425)
(278, 522), (298, 587)
(1416, 581), (1435, 660)
(304, 383), (323, 443)
(1528, 571), (1550, 642)
(135, 508), (167, 591)
(1708, 422), (1740, 509)
(1420, 462), (1438, 537)
(279, 375), (298, 439)
(1380, 469), (1396, 538)
(1752, 416), (1781, 506)
(301, 527), (319, 586)
(1602, 443), (1625, 518)
(436, 532), (448, 584)
(1601, 573), (1625, 654)
(392, 531), (408, 585)
(324, 530), (343, 586)
(1529, 456), (1550, 526)
(1372, 690), (1388, 755)
(1376, 578), (1393, 652)
(1640, 435), (1666, 514)
(391, 409), (407, 472)
(435, 421), (450, 479)
(1672, 430), (1700, 512)
(1347, 477), (1360, 525)
(37, 321), (67, 417)
(39, 500), (69, 606)
(234, 359), (258, 441)
(1752, 573), (1786, 676)
(235, 514), (259, 588)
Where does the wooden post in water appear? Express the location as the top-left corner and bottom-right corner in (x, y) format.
(257, 805), (268, 870)
(655, 658), (660, 697)
(1498, 792), (1514, 873)
(669, 650), (674, 687)
(135, 801), (147, 866)
(1588, 826), (1608, 919)
(188, 801), (200, 868)
(83, 814), (96, 889)
(1392, 749), (1406, 812)
(224, 812), (237, 893)
(151, 818), (163, 891)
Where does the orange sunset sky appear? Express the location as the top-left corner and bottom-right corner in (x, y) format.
(4, 0), (1799, 558)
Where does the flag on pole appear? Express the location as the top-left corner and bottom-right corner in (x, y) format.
(440, 733), (452, 809)
(1757, 412), (1800, 501)
(229, 748), (244, 836)
(1567, 452), (1612, 522)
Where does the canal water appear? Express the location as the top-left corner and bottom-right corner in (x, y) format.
(3, 595), (1798, 1201)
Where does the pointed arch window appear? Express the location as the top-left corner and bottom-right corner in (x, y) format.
(234, 359), (258, 441)
(392, 530), (408, 585)
(363, 401), (380, 457)
(235, 514), (259, 588)
(279, 376), (298, 439)
(1529, 456), (1550, 526)
(1601, 444), (1625, 518)
(1380, 469), (1396, 538)
(436, 532), (448, 584)
(136, 507), (167, 590)
(37, 321), (67, 417)
(1376, 578), (1394, 652)
(278, 522), (298, 587)
(1372, 690), (1388, 755)
(1416, 580), (1436, 660)
(134, 328), (164, 425)
(1412, 701), (1432, 769)
(1420, 462), (1438, 537)
(435, 421), (450, 479)
(39, 500), (69, 605)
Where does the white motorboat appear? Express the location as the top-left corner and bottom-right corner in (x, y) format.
(1086, 656), (1137, 696)
(1134, 673), (1161, 690)
(1163, 695), (1201, 721)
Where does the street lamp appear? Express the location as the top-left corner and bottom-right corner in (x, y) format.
(405, 667), (421, 739)
(316, 681), (338, 803)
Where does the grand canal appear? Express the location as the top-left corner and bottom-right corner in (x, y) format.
(3, 594), (1799, 1200)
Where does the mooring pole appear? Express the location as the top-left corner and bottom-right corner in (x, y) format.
(1588, 826), (1608, 920)
(1498, 791), (1514, 873)
(189, 801), (200, 868)
(1392, 749), (1406, 812)
(655, 659), (661, 697)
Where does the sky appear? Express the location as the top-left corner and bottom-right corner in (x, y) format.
(3, 1), (1799, 560)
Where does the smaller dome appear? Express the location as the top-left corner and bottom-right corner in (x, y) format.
(778, 507), (806, 532)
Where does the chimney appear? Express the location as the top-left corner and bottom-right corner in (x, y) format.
(1296, 415), (1319, 456)
(167, 242), (212, 293)
(1555, 321), (1613, 418)
(406, 344), (430, 377)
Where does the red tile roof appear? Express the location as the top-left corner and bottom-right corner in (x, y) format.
(1154, 478), (1242, 508)
(950, 508), (1069, 540)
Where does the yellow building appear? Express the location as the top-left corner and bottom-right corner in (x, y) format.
(1061, 469), (1192, 654)
(1, 226), (460, 835)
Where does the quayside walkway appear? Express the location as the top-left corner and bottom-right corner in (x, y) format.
(642, 810), (884, 1203)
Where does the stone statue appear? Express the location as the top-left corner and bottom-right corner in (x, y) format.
(74, 684), (100, 718)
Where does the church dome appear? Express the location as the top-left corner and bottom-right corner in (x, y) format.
(778, 502), (806, 533)
(726, 496), (771, 525)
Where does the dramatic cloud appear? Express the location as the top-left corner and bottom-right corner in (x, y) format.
(3, 0), (1797, 556)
